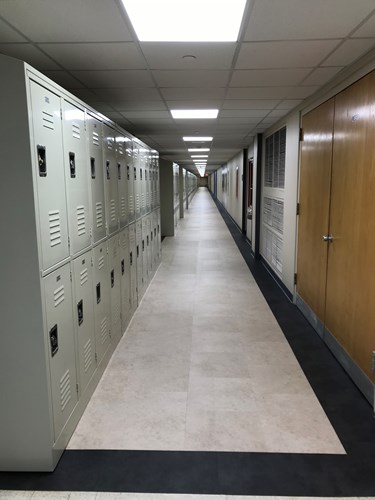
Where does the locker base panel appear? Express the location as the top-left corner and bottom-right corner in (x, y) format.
(296, 293), (374, 409)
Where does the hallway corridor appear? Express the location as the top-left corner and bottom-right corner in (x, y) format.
(1, 188), (375, 498)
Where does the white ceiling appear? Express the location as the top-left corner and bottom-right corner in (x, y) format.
(0, 0), (374, 175)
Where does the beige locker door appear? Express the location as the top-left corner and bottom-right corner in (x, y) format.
(120, 228), (131, 329)
(129, 223), (138, 310)
(72, 250), (96, 395)
(116, 134), (129, 229)
(136, 220), (143, 298)
(43, 263), (78, 441)
(92, 242), (111, 363)
(103, 124), (119, 235)
(108, 235), (122, 341)
(325, 72), (375, 383)
(29, 80), (69, 271)
(296, 98), (335, 324)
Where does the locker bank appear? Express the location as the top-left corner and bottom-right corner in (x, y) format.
(1, 0), (375, 497)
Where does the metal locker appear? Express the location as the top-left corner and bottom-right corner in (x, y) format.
(146, 214), (153, 278)
(87, 113), (106, 244)
(92, 241), (111, 364)
(108, 235), (122, 341)
(29, 80), (69, 271)
(103, 124), (119, 235)
(145, 152), (151, 214)
(72, 250), (96, 395)
(62, 100), (91, 256)
(116, 133), (129, 229)
(157, 208), (162, 264)
(127, 143), (135, 224)
(133, 142), (141, 220)
(151, 158), (156, 211)
(43, 263), (78, 441)
(128, 223), (138, 310)
(156, 159), (160, 208)
(119, 227), (131, 330)
(142, 217), (149, 288)
(136, 219), (144, 299)
(140, 147), (146, 217)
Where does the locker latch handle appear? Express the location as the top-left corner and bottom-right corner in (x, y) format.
(69, 152), (76, 178)
(37, 145), (47, 177)
(111, 270), (114, 288)
(147, 236), (149, 246)
(130, 252), (133, 265)
(118, 163), (121, 180)
(49, 324), (58, 357)
(137, 245), (139, 257)
(91, 157), (96, 179)
(121, 259), (125, 275)
(142, 240), (145, 251)
(96, 283), (101, 304)
(106, 161), (110, 180)
(127, 165), (130, 180)
(77, 299), (83, 325)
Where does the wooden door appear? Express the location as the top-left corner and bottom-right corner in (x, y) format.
(325, 72), (375, 382)
(297, 98), (335, 323)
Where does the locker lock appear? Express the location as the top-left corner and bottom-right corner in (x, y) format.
(91, 157), (96, 179)
(106, 161), (110, 180)
(49, 324), (58, 357)
(96, 283), (101, 304)
(118, 163), (121, 180)
(111, 270), (115, 288)
(121, 259), (125, 275)
(77, 299), (83, 326)
(37, 145), (47, 177)
(130, 252), (133, 265)
(69, 152), (76, 178)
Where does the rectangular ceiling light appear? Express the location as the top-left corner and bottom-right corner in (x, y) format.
(121, 0), (246, 42)
(171, 109), (218, 119)
(191, 154), (208, 158)
(188, 148), (210, 152)
(183, 136), (213, 142)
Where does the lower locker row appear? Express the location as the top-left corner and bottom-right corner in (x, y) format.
(45, 212), (161, 443)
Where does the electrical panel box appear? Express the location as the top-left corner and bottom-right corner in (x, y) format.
(92, 241), (111, 364)
(72, 250), (96, 395)
(87, 113), (106, 244)
(108, 234), (122, 342)
(29, 80), (70, 272)
(62, 99), (91, 255)
(103, 124), (119, 235)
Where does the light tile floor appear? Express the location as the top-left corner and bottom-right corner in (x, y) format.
(68, 189), (344, 454)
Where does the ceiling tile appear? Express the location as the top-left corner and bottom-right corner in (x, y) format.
(92, 87), (161, 100)
(71, 70), (154, 88)
(226, 86), (304, 99)
(220, 110), (270, 118)
(87, 102), (116, 112)
(231, 68), (311, 86)
(352, 13), (375, 37)
(0, 43), (60, 70)
(165, 100), (222, 109)
(39, 42), (146, 70)
(218, 117), (261, 124)
(322, 39), (375, 66)
(152, 70), (230, 87)
(160, 87), (226, 100)
(267, 109), (289, 118)
(110, 101), (166, 111)
(140, 42), (236, 69)
(276, 99), (303, 109)
(0, 18), (27, 42)
(222, 99), (281, 109)
(0, 0), (133, 42)
(244, 0), (375, 40)
(43, 70), (85, 89)
(121, 111), (171, 120)
(69, 88), (103, 103)
(236, 40), (341, 69)
(301, 66), (344, 86)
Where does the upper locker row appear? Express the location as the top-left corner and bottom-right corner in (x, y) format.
(30, 79), (160, 273)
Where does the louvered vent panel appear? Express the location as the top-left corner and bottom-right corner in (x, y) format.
(77, 206), (86, 236)
(49, 210), (62, 247)
(100, 316), (109, 345)
(136, 195), (140, 213)
(72, 122), (80, 140)
(264, 127), (286, 188)
(273, 199), (284, 233)
(121, 197), (126, 217)
(92, 131), (100, 146)
(129, 195), (134, 214)
(42, 111), (54, 130)
(83, 339), (93, 373)
(80, 267), (88, 286)
(121, 236), (128, 250)
(107, 138), (114, 151)
(263, 197), (273, 226)
(60, 369), (71, 412)
(141, 193), (145, 209)
(95, 202), (103, 228)
(263, 227), (283, 277)
(54, 285), (65, 307)
(98, 255), (105, 270)
(110, 200), (116, 222)
(118, 143), (124, 155)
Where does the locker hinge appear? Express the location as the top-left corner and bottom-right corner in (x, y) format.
(76, 383), (79, 395)
(89, 227), (92, 238)
(60, 109), (63, 120)
(294, 273), (298, 285)
(299, 128), (304, 141)
(68, 236), (71, 248)
(91, 257), (94, 267)
(70, 271), (73, 282)
(296, 203), (300, 216)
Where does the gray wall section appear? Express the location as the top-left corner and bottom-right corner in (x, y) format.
(159, 158), (175, 237)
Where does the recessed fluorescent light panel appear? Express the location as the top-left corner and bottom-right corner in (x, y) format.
(188, 148), (210, 152)
(171, 109), (218, 119)
(191, 155), (208, 158)
(183, 137), (213, 142)
(121, 0), (246, 42)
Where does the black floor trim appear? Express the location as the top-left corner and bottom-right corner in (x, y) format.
(1, 194), (375, 496)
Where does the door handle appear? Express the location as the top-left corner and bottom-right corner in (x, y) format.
(323, 234), (334, 242)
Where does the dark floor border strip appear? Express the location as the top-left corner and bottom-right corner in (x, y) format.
(1, 191), (375, 496)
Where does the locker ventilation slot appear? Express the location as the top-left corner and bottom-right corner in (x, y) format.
(118, 143), (124, 155)
(263, 197), (284, 235)
(129, 195), (134, 214)
(107, 138), (114, 151)
(83, 339), (93, 373)
(72, 123), (81, 140)
(142, 194), (145, 209)
(60, 369), (72, 412)
(49, 210), (62, 247)
(110, 200), (116, 223)
(98, 255), (105, 270)
(101, 317), (109, 345)
(42, 111), (54, 130)
(136, 195), (140, 213)
(96, 202), (103, 228)
(92, 131), (100, 146)
(77, 206), (86, 236)
(80, 268), (88, 286)
(263, 227), (283, 276)
(54, 285), (65, 308)
(121, 197), (126, 218)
